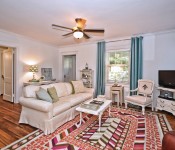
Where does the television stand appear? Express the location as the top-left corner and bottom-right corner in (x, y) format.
(156, 86), (175, 116)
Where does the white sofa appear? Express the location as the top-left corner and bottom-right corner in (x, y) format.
(19, 82), (94, 135)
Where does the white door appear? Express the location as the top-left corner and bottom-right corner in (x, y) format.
(63, 55), (76, 82)
(2, 48), (13, 102)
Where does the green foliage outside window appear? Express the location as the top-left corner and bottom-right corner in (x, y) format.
(107, 51), (130, 83)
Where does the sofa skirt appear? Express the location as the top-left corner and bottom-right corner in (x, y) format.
(19, 105), (80, 135)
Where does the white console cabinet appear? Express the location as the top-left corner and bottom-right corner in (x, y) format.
(156, 87), (175, 116)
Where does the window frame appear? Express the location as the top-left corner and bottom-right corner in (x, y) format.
(106, 49), (130, 84)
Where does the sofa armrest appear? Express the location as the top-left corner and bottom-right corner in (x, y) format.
(84, 88), (94, 95)
(19, 97), (53, 113)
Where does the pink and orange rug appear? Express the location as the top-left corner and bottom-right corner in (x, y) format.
(2, 107), (172, 150)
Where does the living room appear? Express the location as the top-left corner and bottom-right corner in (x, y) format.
(0, 0), (175, 149)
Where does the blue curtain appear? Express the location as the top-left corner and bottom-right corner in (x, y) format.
(130, 36), (143, 94)
(95, 41), (106, 97)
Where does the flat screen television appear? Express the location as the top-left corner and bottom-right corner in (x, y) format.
(159, 70), (175, 89)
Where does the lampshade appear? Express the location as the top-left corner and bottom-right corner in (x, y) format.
(29, 65), (38, 72)
(73, 31), (83, 39)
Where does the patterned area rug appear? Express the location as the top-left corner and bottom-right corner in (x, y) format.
(2, 107), (172, 150)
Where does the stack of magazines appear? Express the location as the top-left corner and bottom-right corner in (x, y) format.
(90, 100), (104, 105)
(80, 103), (100, 111)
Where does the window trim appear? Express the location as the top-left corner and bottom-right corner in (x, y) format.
(106, 49), (130, 84)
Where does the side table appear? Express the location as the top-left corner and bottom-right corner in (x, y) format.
(110, 86), (124, 106)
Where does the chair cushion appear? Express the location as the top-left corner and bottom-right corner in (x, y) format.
(125, 95), (152, 105)
(47, 86), (59, 103)
(59, 93), (92, 107)
(36, 87), (52, 103)
(53, 101), (72, 116)
(71, 80), (85, 94)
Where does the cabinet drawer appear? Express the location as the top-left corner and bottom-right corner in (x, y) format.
(157, 98), (166, 104)
(157, 102), (166, 109)
(170, 105), (175, 113)
(170, 101), (175, 107)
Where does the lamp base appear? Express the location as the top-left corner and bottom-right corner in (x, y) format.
(29, 79), (39, 82)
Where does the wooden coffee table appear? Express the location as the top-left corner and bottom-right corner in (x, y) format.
(76, 99), (112, 131)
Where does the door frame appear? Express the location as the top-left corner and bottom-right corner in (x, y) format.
(59, 51), (78, 81)
(0, 42), (18, 103)
(62, 54), (76, 82)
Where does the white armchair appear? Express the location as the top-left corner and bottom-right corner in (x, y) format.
(125, 79), (154, 115)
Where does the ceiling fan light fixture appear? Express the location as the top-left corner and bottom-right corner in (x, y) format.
(73, 31), (83, 39)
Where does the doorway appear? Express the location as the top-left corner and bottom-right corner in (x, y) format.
(0, 46), (15, 102)
(63, 55), (76, 82)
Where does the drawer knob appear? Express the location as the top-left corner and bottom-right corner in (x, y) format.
(160, 100), (164, 103)
(171, 103), (175, 106)
(171, 108), (175, 111)
(160, 105), (164, 108)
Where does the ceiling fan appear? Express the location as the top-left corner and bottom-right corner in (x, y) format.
(52, 18), (105, 39)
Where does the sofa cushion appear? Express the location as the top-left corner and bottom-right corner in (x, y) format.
(40, 84), (52, 90)
(36, 87), (52, 103)
(65, 83), (73, 95)
(71, 80), (85, 94)
(23, 85), (40, 98)
(53, 101), (72, 116)
(47, 86), (59, 103)
(53, 83), (68, 98)
(59, 93), (92, 107)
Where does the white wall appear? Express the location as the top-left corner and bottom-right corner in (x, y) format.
(58, 43), (97, 87)
(143, 31), (175, 85)
(0, 29), (59, 103)
(142, 31), (175, 104)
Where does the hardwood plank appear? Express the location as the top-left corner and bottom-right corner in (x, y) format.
(0, 96), (36, 149)
(0, 141), (5, 148)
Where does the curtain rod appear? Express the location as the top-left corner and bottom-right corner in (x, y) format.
(106, 38), (131, 43)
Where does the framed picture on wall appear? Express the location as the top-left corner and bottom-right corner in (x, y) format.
(41, 68), (52, 81)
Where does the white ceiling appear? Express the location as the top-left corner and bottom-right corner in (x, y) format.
(0, 0), (175, 47)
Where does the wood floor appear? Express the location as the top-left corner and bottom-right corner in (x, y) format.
(0, 96), (175, 149)
(0, 96), (36, 149)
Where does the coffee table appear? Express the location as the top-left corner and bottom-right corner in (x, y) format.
(76, 99), (112, 131)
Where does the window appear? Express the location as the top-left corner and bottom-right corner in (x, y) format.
(106, 50), (130, 84)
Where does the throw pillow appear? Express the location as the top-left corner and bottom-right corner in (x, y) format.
(70, 82), (75, 94)
(47, 86), (59, 103)
(36, 87), (52, 103)
(71, 80), (85, 94)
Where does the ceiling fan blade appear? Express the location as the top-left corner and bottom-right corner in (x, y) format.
(52, 24), (72, 30)
(83, 32), (90, 39)
(84, 29), (104, 33)
(75, 18), (86, 29)
(62, 31), (74, 36)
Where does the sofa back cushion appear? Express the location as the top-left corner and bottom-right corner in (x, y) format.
(40, 84), (52, 90)
(24, 85), (40, 98)
(71, 80), (85, 94)
(65, 83), (73, 95)
(53, 83), (68, 98)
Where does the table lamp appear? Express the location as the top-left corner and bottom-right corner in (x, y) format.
(29, 65), (38, 82)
